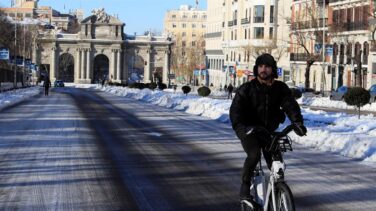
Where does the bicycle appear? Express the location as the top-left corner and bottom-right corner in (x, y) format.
(240, 124), (296, 211)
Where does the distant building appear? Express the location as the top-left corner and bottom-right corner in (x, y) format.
(164, 5), (207, 48)
(164, 5), (207, 84)
(1, 0), (82, 32)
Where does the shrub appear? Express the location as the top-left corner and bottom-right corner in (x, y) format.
(290, 88), (302, 99)
(128, 82), (146, 89)
(344, 87), (370, 119)
(158, 82), (167, 90)
(148, 82), (157, 90)
(197, 86), (211, 97)
(182, 85), (191, 95)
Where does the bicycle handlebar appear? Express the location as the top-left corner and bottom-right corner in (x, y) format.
(271, 124), (295, 138)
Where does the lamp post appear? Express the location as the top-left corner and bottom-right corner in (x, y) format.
(13, 17), (17, 88)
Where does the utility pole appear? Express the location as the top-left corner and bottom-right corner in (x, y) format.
(321, 1), (326, 94)
(13, 16), (17, 88)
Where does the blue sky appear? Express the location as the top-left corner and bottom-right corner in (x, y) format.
(1, 0), (207, 35)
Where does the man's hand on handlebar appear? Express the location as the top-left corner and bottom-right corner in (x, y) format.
(293, 122), (307, 136)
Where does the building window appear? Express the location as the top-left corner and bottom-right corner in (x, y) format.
(192, 41), (196, 46)
(182, 41), (186, 47)
(182, 32), (186, 37)
(202, 15), (207, 19)
(244, 29), (247, 39)
(234, 29), (237, 40)
(193, 14), (197, 19)
(182, 23), (186, 28)
(254, 5), (264, 23)
(172, 14), (176, 19)
(182, 14), (188, 19)
(270, 6), (274, 23)
(254, 27), (264, 39)
(202, 24), (206, 28)
(192, 24), (196, 28)
(172, 23), (176, 28)
(192, 33), (196, 37)
(269, 27), (273, 39)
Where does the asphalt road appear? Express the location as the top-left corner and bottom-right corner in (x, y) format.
(0, 87), (375, 210)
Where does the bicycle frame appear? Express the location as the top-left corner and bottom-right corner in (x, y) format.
(245, 125), (294, 211)
(262, 160), (286, 210)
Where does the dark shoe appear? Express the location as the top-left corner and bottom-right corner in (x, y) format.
(240, 195), (261, 210)
(239, 182), (250, 199)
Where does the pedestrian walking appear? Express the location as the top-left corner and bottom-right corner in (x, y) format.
(44, 77), (51, 96)
(227, 83), (234, 99)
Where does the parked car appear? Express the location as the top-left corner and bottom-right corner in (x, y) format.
(54, 80), (65, 87)
(330, 86), (348, 101)
(369, 84), (376, 103)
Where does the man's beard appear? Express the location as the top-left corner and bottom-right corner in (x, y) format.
(258, 72), (272, 80)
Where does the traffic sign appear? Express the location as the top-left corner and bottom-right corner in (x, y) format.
(277, 68), (283, 76)
(0, 48), (9, 60)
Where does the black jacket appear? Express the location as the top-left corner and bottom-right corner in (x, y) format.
(229, 79), (303, 141)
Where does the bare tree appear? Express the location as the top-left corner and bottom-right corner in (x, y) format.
(171, 35), (205, 84)
(290, 1), (326, 89)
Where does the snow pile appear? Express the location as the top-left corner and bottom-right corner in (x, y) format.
(0, 87), (40, 110)
(300, 95), (376, 111)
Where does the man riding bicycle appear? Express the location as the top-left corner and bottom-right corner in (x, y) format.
(229, 53), (307, 201)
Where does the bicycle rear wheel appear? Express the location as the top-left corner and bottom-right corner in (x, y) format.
(268, 182), (295, 211)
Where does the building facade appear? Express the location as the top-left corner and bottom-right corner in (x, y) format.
(205, 0), (226, 88)
(290, 0), (375, 92)
(206, 0), (292, 88)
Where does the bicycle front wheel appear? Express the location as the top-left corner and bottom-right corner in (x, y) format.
(269, 182), (295, 211)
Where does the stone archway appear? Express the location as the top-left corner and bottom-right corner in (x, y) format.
(93, 54), (109, 83)
(128, 54), (145, 83)
(58, 53), (74, 82)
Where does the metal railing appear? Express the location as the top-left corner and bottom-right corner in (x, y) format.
(290, 53), (308, 61)
(253, 17), (264, 23)
(241, 18), (250, 24)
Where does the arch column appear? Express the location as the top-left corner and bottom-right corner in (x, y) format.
(116, 49), (121, 81)
(144, 48), (151, 83)
(50, 47), (56, 82)
(75, 48), (80, 83)
(110, 49), (115, 81)
(122, 49), (128, 84)
(80, 49), (85, 83)
(163, 49), (170, 83)
(86, 48), (91, 83)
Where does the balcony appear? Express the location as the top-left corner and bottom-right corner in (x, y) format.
(290, 53), (308, 62)
(228, 19), (237, 27)
(253, 17), (264, 23)
(329, 22), (368, 32)
(241, 18), (250, 25)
